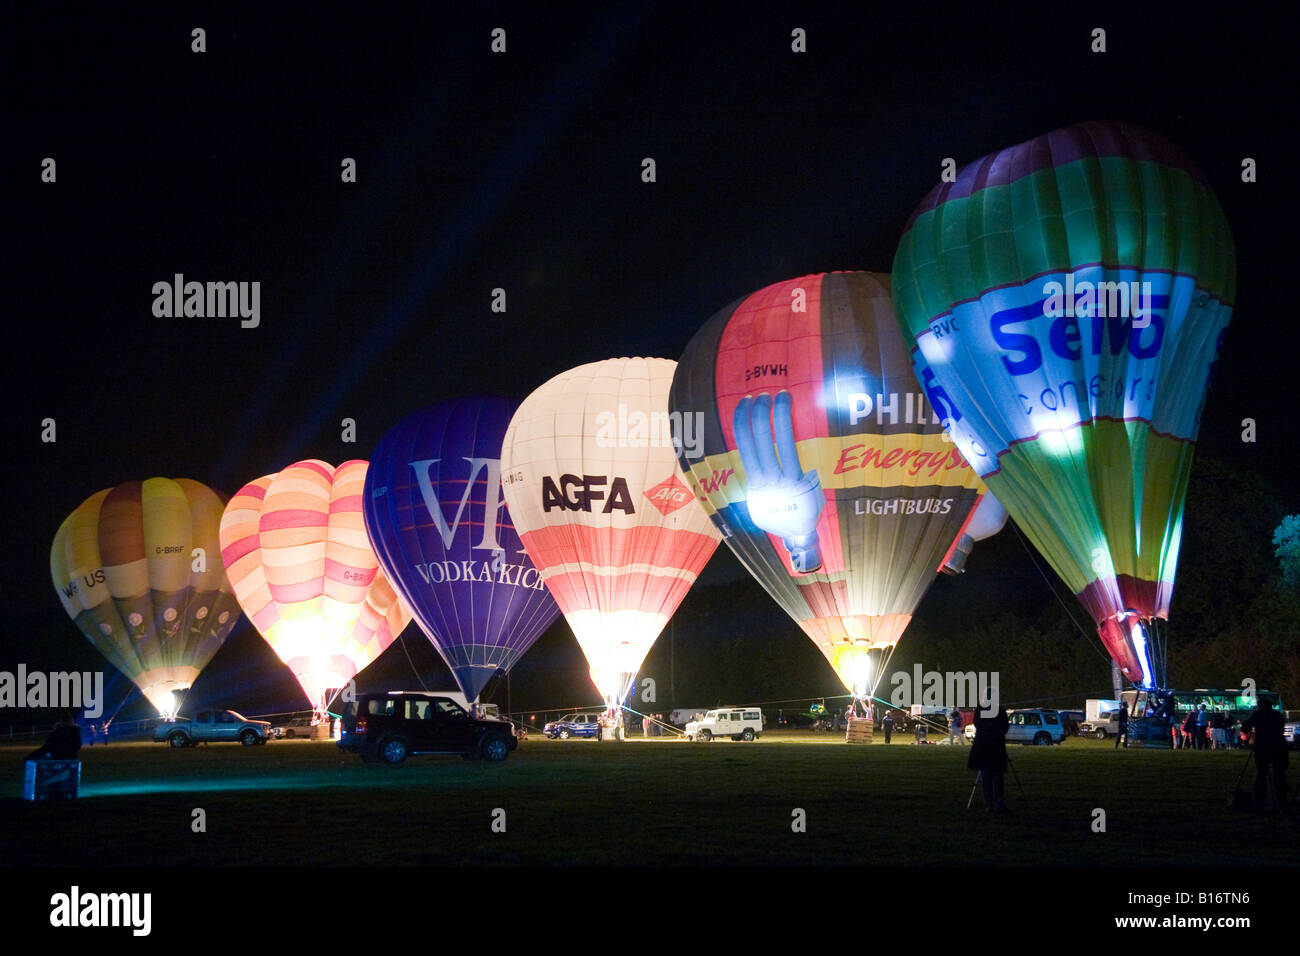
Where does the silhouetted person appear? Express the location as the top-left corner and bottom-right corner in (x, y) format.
(1195, 703), (1210, 749)
(1115, 702), (1129, 749)
(882, 711), (894, 744)
(1242, 698), (1289, 810)
(25, 714), (83, 762)
(968, 707), (1010, 811)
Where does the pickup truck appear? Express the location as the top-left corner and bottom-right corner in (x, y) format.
(154, 710), (273, 747)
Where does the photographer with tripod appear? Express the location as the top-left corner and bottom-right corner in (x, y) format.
(1241, 697), (1289, 811)
(968, 705), (1010, 812)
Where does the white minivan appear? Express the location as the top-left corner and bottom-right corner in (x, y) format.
(685, 707), (763, 742)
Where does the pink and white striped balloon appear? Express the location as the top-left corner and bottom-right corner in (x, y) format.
(219, 459), (410, 710)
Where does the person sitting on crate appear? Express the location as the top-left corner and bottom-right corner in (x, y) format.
(24, 713), (83, 763)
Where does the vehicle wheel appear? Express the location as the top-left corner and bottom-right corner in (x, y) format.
(741, 729), (755, 741)
(380, 736), (409, 765)
(1034, 732), (1051, 746)
(285, 730), (296, 739)
(168, 732), (189, 748)
(698, 729), (712, 742)
(559, 729), (571, 739)
(481, 736), (510, 762)
(240, 729), (259, 746)
(1094, 728), (1107, 740)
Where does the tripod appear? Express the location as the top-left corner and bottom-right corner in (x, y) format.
(1231, 748), (1289, 811)
(966, 759), (1026, 809)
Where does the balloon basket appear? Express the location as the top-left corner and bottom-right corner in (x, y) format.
(845, 717), (873, 744)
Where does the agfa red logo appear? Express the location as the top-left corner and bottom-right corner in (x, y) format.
(644, 473), (693, 515)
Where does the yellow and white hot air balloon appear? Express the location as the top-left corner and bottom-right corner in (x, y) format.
(50, 478), (243, 715)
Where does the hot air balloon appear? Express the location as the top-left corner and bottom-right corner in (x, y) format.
(892, 120), (1236, 688)
(363, 397), (561, 704)
(670, 272), (993, 702)
(500, 358), (721, 718)
(50, 478), (243, 715)
(218, 460), (411, 719)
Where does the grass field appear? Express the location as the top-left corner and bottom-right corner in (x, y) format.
(2, 732), (1294, 867)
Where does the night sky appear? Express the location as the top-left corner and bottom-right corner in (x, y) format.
(11, 4), (1295, 721)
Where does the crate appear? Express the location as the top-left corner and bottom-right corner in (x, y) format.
(23, 759), (81, 800)
(845, 717), (874, 744)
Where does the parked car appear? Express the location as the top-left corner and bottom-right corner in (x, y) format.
(337, 691), (517, 764)
(543, 713), (602, 739)
(271, 716), (318, 739)
(1005, 709), (1067, 745)
(684, 707), (763, 741)
(154, 710), (272, 747)
(1284, 711), (1300, 749)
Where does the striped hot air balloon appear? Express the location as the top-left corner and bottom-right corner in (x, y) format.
(500, 358), (721, 713)
(670, 272), (995, 700)
(50, 478), (243, 715)
(218, 460), (411, 715)
(892, 121), (1236, 687)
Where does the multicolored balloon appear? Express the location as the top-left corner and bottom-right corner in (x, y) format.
(363, 397), (561, 703)
(892, 120), (1236, 687)
(501, 358), (721, 711)
(218, 460), (411, 713)
(670, 272), (990, 699)
(51, 478), (242, 715)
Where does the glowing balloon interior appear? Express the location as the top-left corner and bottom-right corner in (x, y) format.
(51, 478), (243, 715)
(219, 460), (411, 713)
(892, 121), (1236, 687)
(501, 358), (721, 711)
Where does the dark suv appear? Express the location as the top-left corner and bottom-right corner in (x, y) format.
(338, 691), (518, 764)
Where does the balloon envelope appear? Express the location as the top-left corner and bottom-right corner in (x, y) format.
(501, 358), (721, 708)
(892, 120), (1236, 686)
(363, 397), (561, 703)
(51, 478), (243, 714)
(219, 460), (411, 710)
(670, 272), (989, 697)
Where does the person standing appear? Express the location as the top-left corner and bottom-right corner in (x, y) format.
(949, 709), (965, 746)
(1242, 698), (1289, 810)
(1195, 704), (1210, 750)
(1115, 702), (1129, 749)
(968, 707), (1010, 811)
(882, 711), (894, 745)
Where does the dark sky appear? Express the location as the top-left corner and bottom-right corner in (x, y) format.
(10, 3), (1295, 718)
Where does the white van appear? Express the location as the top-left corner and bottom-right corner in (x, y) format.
(685, 707), (763, 742)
